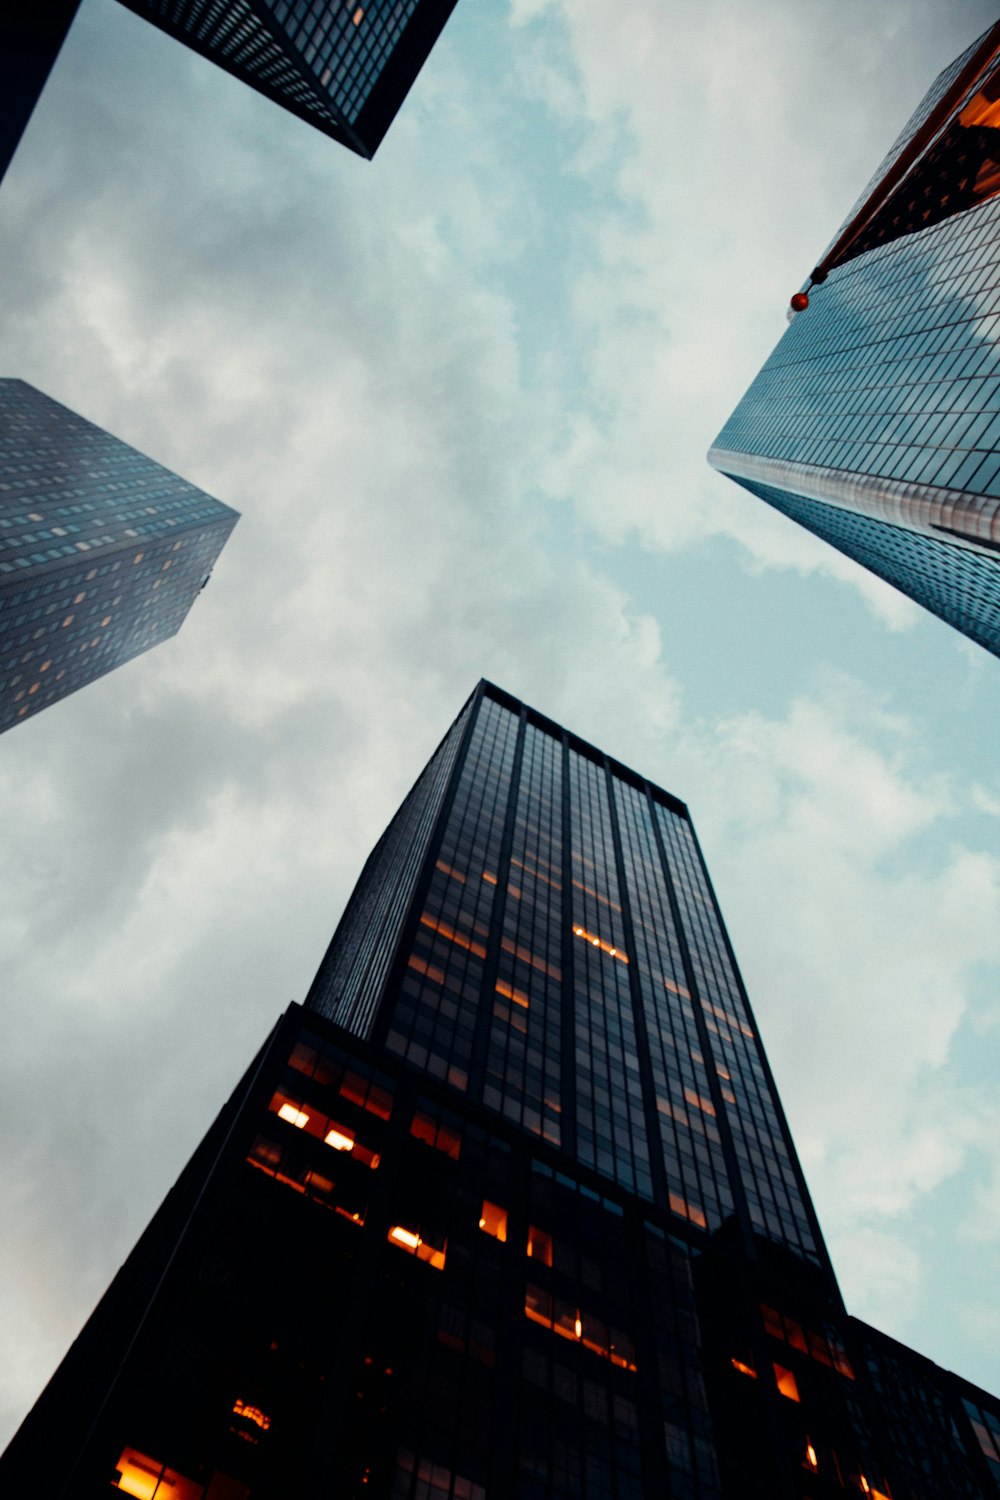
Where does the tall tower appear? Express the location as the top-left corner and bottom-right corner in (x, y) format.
(0, 0), (460, 182)
(709, 22), (1000, 658)
(2, 683), (997, 1499)
(0, 379), (237, 733)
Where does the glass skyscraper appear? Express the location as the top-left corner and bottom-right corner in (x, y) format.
(2, 682), (997, 1498)
(709, 23), (1000, 658)
(0, 379), (237, 732)
(115, 0), (460, 158)
(1, 0), (459, 181)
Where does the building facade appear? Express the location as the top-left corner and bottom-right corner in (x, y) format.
(0, 379), (237, 732)
(2, 682), (998, 1499)
(1, 0), (458, 182)
(114, 0), (460, 159)
(709, 23), (1000, 658)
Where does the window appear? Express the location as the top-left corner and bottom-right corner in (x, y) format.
(773, 1363), (800, 1402)
(112, 1448), (202, 1499)
(479, 1200), (507, 1241)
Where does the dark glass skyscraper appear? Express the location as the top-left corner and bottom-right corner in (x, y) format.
(115, 0), (460, 158)
(2, 682), (997, 1499)
(0, 379), (237, 732)
(710, 24), (1000, 658)
(0, 0), (460, 179)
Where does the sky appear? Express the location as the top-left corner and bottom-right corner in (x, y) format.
(0, 0), (998, 1450)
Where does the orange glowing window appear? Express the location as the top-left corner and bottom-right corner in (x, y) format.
(40, 660), (51, 672)
(408, 954), (445, 983)
(387, 1224), (446, 1270)
(482, 870), (498, 884)
(774, 1363), (800, 1402)
(683, 1087), (716, 1117)
(668, 1192), (707, 1229)
(233, 1397), (271, 1431)
(324, 1127), (355, 1152)
(804, 1442), (818, 1471)
(572, 926), (628, 963)
(731, 1357), (757, 1378)
(73, 592), (86, 603)
(435, 859), (466, 884)
(133, 553), (144, 564)
(479, 1200), (507, 1241)
(664, 977), (691, 998)
(495, 978), (529, 1008)
(419, 912), (487, 959)
(353, 5), (363, 20)
(526, 1224), (553, 1265)
(101, 616), (112, 627)
(784, 1318), (808, 1354)
(410, 1110), (461, 1160)
(277, 1102), (309, 1129)
(62, 615), (73, 627)
(112, 1447), (202, 1499)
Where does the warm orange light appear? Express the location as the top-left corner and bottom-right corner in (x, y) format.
(277, 1102), (309, 1128)
(572, 926), (628, 963)
(420, 912), (487, 958)
(574, 1316), (583, 1338)
(526, 1225), (553, 1265)
(479, 1200), (508, 1242)
(668, 1191), (707, 1229)
(859, 1479), (870, 1495)
(774, 1363), (800, 1402)
(325, 1128), (355, 1152)
(353, 5), (363, 20)
(495, 978), (529, 1008)
(805, 1443), (818, 1470)
(389, 1225), (420, 1249)
(731, 1358), (757, 1378)
(233, 1397), (271, 1431)
(482, 870), (497, 884)
(113, 1448), (201, 1499)
(435, 859), (466, 884)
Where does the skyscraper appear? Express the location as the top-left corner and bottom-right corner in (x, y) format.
(0, 379), (237, 732)
(709, 22), (1000, 658)
(0, 0), (460, 182)
(116, 0), (461, 159)
(2, 682), (997, 1499)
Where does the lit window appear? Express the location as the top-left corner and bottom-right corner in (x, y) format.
(479, 1200), (507, 1241)
(774, 1363), (800, 1402)
(324, 1127), (354, 1152)
(731, 1357), (757, 1378)
(804, 1441), (818, 1471)
(495, 978), (529, 1008)
(112, 1447), (201, 1499)
(353, 5), (363, 21)
(572, 925), (628, 962)
(526, 1224), (552, 1265)
(277, 1102), (309, 1129)
(387, 1224), (446, 1270)
(233, 1397), (271, 1431)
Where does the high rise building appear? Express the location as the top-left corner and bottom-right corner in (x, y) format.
(0, 379), (237, 732)
(2, 682), (997, 1499)
(709, 22), (1000, 659)
(0, 0), (459, 182)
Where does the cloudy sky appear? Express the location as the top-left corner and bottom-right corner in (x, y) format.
(1, 0), (999, 1447)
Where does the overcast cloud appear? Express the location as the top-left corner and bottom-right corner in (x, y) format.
(0, 0), (997, 1446)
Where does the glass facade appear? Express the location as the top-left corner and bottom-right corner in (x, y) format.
(710, 30), (1000, 657)
(116, 0), (460, 158)
(307, 683), (823, 1271)
(4, 683), (998, 1499)
(0, 379), (237, 733)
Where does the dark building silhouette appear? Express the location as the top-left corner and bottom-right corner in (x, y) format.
(710, 25), (1000, 658)
(0, 379), (237, 732)
(2, 682), (997, 1498)
(0, 0), (459, 180)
